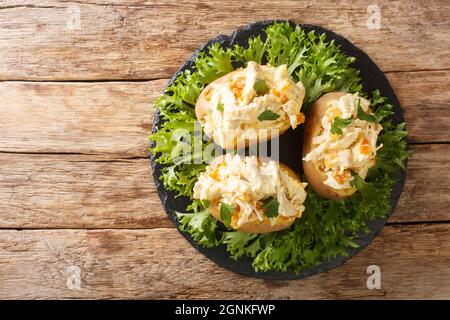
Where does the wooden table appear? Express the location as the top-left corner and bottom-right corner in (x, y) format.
(0, 0), (449, 299)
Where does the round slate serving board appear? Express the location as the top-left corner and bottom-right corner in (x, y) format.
(150, 20), (407, 280)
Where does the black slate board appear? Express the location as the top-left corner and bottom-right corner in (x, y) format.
(150, 20), (407, 280)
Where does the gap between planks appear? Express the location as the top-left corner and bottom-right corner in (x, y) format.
(0, 150), (149, 161)
(1, 220), (449, 231)
(0, 140), (449, 162)
(1, 67), (450, 83)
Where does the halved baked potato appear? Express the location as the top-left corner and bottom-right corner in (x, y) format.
(303, 92), (349, 199)
(195, 62), (305, 150)
(302, 92), (382, 199)
(193, 154), (308, 233)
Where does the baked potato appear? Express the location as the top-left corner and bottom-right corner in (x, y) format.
(195, 61), (305, 150)
(193, 154), (308, 233)
(302, 92), (383, 199)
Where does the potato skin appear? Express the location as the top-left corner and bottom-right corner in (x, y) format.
(195, 70), (238, 121)
(205, 155), (302, 233)
(302, 92), (356, 200)
(195, 68), (294, 150)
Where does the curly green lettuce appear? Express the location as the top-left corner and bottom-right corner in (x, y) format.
(150, 22), (411, 273)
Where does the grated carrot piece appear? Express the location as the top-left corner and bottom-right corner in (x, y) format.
(296, 113), (305, 124)
(360, 145), (371, 155)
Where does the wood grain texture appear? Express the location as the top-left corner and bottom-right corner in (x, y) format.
(386, 70), (450, 143)
(0, 155), (170, 228)
(0, 144), (448, 228)
(0, 0), (448, 80)
(391, 144), (450, 223)
(0, 224), (449, 299)
(0, 80), (165, 157)
(0, 71), (448, 160)
(0, 0), (448, 300)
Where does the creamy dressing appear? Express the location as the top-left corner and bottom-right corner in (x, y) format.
(303, 93), (383, 192)
(200, 61), (306, 147)
(193, 154), (307, 229)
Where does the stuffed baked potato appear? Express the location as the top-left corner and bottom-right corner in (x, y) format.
(302, 92), (383, 199)
(195, 61), (306, 150)
(193, 154), (308, 233)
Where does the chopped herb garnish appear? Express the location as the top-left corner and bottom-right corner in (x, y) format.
(357, 99), (377, 123)
(201, 199), (211, 208)
(220, 203), (236, 228)
(261, 196), (279, 218)
(258, 110), (280, 121)
(254, 79), (269, 96)
(217, 102), (224, 112)
(330, 117), (352, 135)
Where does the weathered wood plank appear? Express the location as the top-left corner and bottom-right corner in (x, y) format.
(0, 71), (448, 159)
(386, 71), (450, 143)
(0, 155), (169, 228)
(0, 80), (165, 157)
(0, 144), (448, 228)
(391, 144), (450, 223)
(0, 224), (449, 299)
(0, 0), (448, 80)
